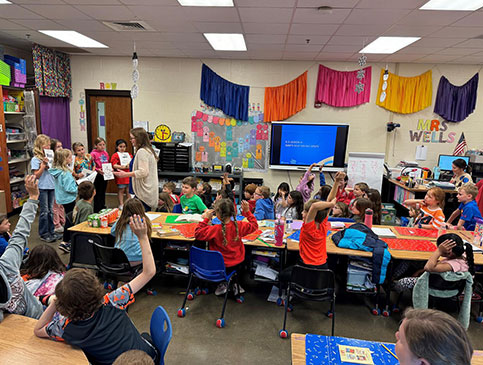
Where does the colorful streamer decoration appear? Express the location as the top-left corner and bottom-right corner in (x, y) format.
(200, 64), (250, 121)
(264, 71), (307, 122)
(434, 73), (478, 123)
(376, 69), (432, 114)
(314, 64), (371, 108)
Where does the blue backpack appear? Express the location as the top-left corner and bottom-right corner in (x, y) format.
(332, 223), (391, 284)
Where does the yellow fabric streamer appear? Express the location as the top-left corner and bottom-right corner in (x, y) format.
(376, 69), (432, 114)
(264, 71), (307, 122)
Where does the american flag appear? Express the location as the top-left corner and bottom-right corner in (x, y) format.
(453, 132), (467, 156)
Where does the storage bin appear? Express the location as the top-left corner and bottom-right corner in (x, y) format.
(381, 203), (397, 225)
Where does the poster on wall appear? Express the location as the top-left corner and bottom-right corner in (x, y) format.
(191, 106), (269, 172)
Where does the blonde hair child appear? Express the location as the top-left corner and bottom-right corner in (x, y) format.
(50, 148), (78, 216)
(404, 187), (446, 230)
(72, 142), (95, 179)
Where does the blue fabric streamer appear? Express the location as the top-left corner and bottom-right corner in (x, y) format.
(200, 64), (249, 121)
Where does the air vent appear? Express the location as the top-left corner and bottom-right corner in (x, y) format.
(103, 21), (154, 32)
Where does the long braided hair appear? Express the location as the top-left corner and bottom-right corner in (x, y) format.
(215, 198), (239, 246)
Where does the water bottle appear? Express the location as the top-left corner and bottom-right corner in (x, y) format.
(364, 208), (373, 229)
(274, 216), (285, 247)
(433, 166), (441, 181)
(474, 218), (483, 247)
(285, 218), (293, 234)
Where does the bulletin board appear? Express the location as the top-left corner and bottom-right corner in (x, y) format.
(191, 108), (269, 171)
(347, 152), (385, 192)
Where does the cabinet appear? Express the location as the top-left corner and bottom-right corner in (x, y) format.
(0, 86), (35, 213)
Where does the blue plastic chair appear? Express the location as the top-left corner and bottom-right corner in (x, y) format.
(172, 204), (182, 213)
(177, 246), (241, 328)
(150, 306), (172, 365)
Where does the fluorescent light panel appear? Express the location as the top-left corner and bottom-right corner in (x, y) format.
(39, 30), (108, 48)
(359, 36), (420, 54)
(420, 0), (483, 10)
(0, 1), (12, 4)
(204, 33), (246, 51)
(177, 0), (233, 6)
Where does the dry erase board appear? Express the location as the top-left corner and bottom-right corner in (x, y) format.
(347, 152), (385, 192)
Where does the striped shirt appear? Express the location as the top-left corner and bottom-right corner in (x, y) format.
(416, 205), (445, 229)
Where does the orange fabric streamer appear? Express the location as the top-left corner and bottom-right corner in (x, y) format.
(264, 71), (307, 122)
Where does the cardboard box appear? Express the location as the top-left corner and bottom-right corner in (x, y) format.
(0, 191), (7, 215)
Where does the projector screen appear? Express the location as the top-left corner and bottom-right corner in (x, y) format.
(270, 122), (349, 170)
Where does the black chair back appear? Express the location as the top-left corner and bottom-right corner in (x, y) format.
(290, 265), (335, 301)
(69, 233), (102, 270)
(429, 274), (466, 293)
(92, 242), (134, 276)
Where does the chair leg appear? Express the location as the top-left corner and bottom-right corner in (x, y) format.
(282, 287), (291, 331)
(219, 277), (232, 320)
(178, 273), (193, 317)
(330, 299), (335, 336)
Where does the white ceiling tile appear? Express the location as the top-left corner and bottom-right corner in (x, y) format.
(348, 53), (387, 62)
(133, 40), (175, 50)
(433, 26), (483, 38)
(398, 10), (471, 26)
(322, 44), (361, 53)
(356, 0), (427, 9)
(63, 0), (122, 4)
(55, 19), (112, 32)
(382, 54), (424, 62)
(12, 19), (66, 30)
(176, 41), (213, 50)
(245, 34), (286, 44)
(248, 51), (283, 60)
(446, 56), (482, 65)
(0, 5), (45, 19)
(292, 8), (351, 24)
(79, 31), (128, 42)
(237, 0), (295, 7)
(182, 49), (218, 58)
(123, 32), (170, 41)
(397, 47), (444, 54)
(145, 20), (198, 32)
(453, 39), (483, 48)
(415, 54), (460, 63)
(158, 32), (205, 42)
(182, 7), (239, 22)
(239, 7), (293, 23)
(25, 5), (91, 20)
(147, 50), (187, 58)
(120, 0), (179, 4)
(245, 43), (284, 50)
(283, 51), (318, 60)
(194, 22), (243, 33)
(243, 23), (290, 34)
(336, 24), (391, 36)
(440, 48), (481, 56)
(13, 0), (65, 4)
(344, 9), (411, 25)
(410, 37), (466, 48)
(217, 51), (251, 59)
(297, 0), (358, 8)
(383, 24), (442, 37)
(451, 12), (483, 27)
(287, 34), (330, 44)
(127, 5), (186, 21)
(327, 36), (377, 46)
(0, 19), (30, 30)
(290, 23), (339, 35)
(316, 52), (354, 61)
(284, 44), (323, 52)
(73, 5), (135, 20)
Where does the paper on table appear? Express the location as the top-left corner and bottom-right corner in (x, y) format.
(44, 149), (54, 168)
(146, 212), (161, 222)
(118, 152), (132, 167)
(372, 227), (396, 238)
(102, 163), (114, 180)
(175, 214), (204, 223)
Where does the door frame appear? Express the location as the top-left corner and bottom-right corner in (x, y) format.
(85, 89), (133, 150)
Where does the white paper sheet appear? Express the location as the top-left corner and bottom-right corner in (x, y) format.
(76, 171), (97, 185)
(255, 265), (278, 281)
(372, 227), (396, 238)
(145, 212), (161, 222)
(415, 145), (427, 161)
(102, 163), (114, 180)
(118, 152), (132, 167)
(44, 149), (54, 168)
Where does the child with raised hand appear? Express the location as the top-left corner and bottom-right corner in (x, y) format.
(21, 244), (65, 297)
(157, 192), (174, 213)
(31, 134), (56, 243)
(197, 182), (213, 209)
(336, 173), (353, 205)
(195, 199), (258, 296)
(404, 187), (446, 230)
(50, 148), (78, 215)
(313, 185), (332, 201)
(278, 191), (304, 221)
(273, 182), (290, 216)
(34, 214), (158, 365)
(296, 163), (318, 202)
(111, 139), (133, 210)
(0, 175), (44, 321)
(350, 197), (373, 223)
(254, 186), (274, 220)
(91, 137), (110, 212)
(72, 142), (95, 179)
(50, 138), (66, 235)
(446, 184), (482, 231)
(0, 215), (11, 257)
(180, 176), (207, 214)
(112, 198), (152, 267)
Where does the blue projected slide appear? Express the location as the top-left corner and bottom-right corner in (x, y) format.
(280, 125), (337, 165)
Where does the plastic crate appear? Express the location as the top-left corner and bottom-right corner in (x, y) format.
(6, 132), (26, 141)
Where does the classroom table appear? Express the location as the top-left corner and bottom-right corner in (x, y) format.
(291, 333), (483, 365)
(0, 314), (87, 365)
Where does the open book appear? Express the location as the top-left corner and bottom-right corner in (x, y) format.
(175, 214), (204, 223)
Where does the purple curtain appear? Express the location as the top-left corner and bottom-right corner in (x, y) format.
(39, 96), (71, 148)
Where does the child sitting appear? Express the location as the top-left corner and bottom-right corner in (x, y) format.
(350, 197), (372, 223)
(407, 205), (421, 227)
(393, 233), (474, 293)
(180, 177), (207, 214)
(367, 188), (382, 225)
(73, 181), (96, 225)
(197, 182), (213, 209)
(404, 187), (446, 230)
(278, 191), (304, 221)
(331, 202), (350, 218)
(34, 215), (158, 364)
(313, 185), (332, 201)
(195, 199), (258, 295)
(21, 244), (65, 297)
(163, 182), (180, 205)
(157, 192), (174, 213)
(0, 175), (44, 321)
(254, 186), (274, 220)
(244, 183), (257, 213)
(296, 163), (317, 202)
(336, 174), (353, 205)
(273, 182), (290, 216)
(349, 182), (369, 208)
(111, 198), (152, 267)
(447, 184), (482, 231)
(0, 215), (11, 257)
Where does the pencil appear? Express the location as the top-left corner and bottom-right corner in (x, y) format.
(381, 343), (398, 360)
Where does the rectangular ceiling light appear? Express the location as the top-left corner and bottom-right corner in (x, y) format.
(204, 33), (247, 51)
(359, 36), (420, 54)
(39, 30), (108, 48)
(420, 0), (483, 10)
(0, 1), (12, 4)
(177, 0), (233, 6)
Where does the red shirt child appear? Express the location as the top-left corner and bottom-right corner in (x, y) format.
(195, 200), (258, 267)
(111, 151), (132, 186)
(299, 217), (330, 266)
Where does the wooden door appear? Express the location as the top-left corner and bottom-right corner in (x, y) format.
(86, 90), (133, 193)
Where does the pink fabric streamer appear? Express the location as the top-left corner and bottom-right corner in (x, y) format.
(314, 64), (371, 108)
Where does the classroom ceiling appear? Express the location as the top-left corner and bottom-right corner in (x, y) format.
(1, 0), (483, 64)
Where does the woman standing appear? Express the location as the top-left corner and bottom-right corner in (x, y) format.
(114, 128), (158, 211)
(450, 158), (473, 188)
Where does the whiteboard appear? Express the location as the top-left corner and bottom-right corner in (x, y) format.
(347, 152), (385, 192)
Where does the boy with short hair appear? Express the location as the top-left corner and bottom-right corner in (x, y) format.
(74, 181), (96, 225)
(447, 183), (482, 231)
(34, 215), (158, 365)
(180, 177), (207, 214)
(244, 183), (257, 213)
(253, 186), (274, 220)
(162, 182), (180, 205)
(0, 215), (11, 257)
